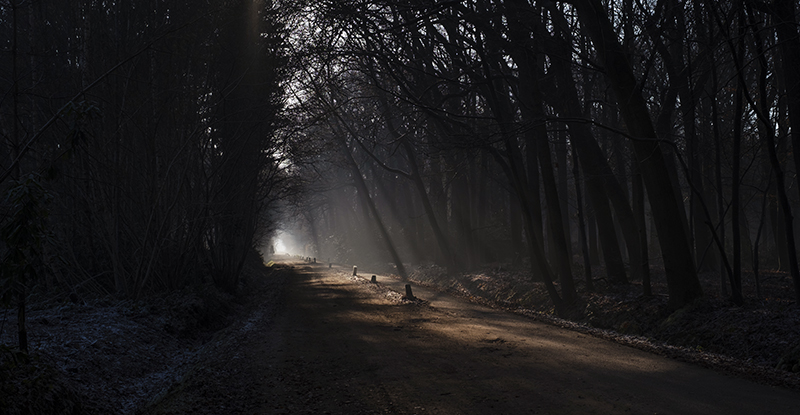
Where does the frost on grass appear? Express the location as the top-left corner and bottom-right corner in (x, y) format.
(0, 266), (285, 414)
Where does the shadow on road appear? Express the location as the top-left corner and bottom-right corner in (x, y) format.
(259, 266), (800, 415)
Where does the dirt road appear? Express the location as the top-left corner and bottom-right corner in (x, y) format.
(149, 263), (800, 414)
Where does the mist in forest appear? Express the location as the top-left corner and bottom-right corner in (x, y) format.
(5, 2), (800, 413)
(3, 0), (800, 341)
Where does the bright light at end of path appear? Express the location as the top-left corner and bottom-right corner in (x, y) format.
(274, 239), (287, 253)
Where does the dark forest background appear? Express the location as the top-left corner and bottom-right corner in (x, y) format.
(3, 0), (800, 348)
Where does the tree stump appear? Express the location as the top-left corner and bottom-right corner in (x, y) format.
(405, 284), (414, 299)
(371, 275), (377, 283)
(353, 266), (357, 276)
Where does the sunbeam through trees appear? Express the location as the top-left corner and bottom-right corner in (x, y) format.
(3, 0), (800, 412)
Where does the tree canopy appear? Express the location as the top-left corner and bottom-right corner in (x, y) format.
(2, 0), (800, 327)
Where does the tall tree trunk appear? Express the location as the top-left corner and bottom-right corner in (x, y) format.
(698, 48), (721, 274)
(540, 3), (641, 282)
(451, 161), (474, 270)
(771, 56), (791, 271)
(555, 129), (573, 260)
(510, 188), (524, 267)
(711, 59), (729, 295)
(686, 2), (715, 273)
(11, 0), (27, 353)
(631, 144), (651, 296)
(401, 136), (458, 273)
(588, 208), (600, 265)
(428, 154), (450, 266)
(535, 128), (577, 301)
(753, 176), (770, 299)
(769, 0), (800, 209)
(400, 181), (426, 263)
(490, 144), (566, 315)
(573, 149), (594, 292)
(474, 153), (491, 264)
(335, 130), (408, 279)
(524, 123), (543, 271)
(742, 2), (800, 301)
(731, 60), (745, 306)
(612, 135), (629, 262)
(572, 0), (702, 308)
(502, 21), (577, 302)
(305, 210), (322, 260)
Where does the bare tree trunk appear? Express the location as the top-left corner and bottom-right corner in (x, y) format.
(305, 210), (322, 260)
(744, 2), (800, 301)
(502, 8), (576, 301)
(573, 0), (703, 308)
(510, 188), (523, 267)
(450, 157), (474, 269)
(399, 135), (458, 270)
(555, 130), (573, 260)
(10, 0), (28, 353)
(698, 28), (721, 274)
(588, 209), (600, 265)
(428, 155), (450, 266)
(771, 58), (791, 271)
(612, 135), (629, 263)
(731, 58), (745, 305)
(408, 145), (458, 273)
(631, 145), (651, 296)
(573, 149), (594, 292)
(523, 137), (544, 271)
(761, 132), (799, 299)
(535, 129), (577, 301)
(336, 131), (408, 279)
(768, 0), (800, 209)
(490, 145), (566, 315)
(538, 4), (641, 282)
(754, 175), (770, 298)
(399, 182), (425, 264)
(711, 61), (729, 295)
(473, 154), (491, 264)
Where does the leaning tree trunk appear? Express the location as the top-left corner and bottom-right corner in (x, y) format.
(747, 1), (800, 301)
(501, 8), (577, 302)
(335, 127), (409, 280)
(573, 149), (594, 292)
(769, 0), (800, 211)
(377, 95), (459, 274)
(536, 4), (641, 283)
(730, 61), (745, 306)
(490, 143), (566, 315)
(403, 140), (459, 274)
(572, 0), (702, 309)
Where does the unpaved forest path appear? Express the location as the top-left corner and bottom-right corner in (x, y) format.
(148, 262), (800, 414)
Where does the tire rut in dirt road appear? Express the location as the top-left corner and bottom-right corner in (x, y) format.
(148, 264), (800, 414)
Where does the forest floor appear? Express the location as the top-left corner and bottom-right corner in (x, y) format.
(0, 257), (288, 414)
(2, 257), (800, 414)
